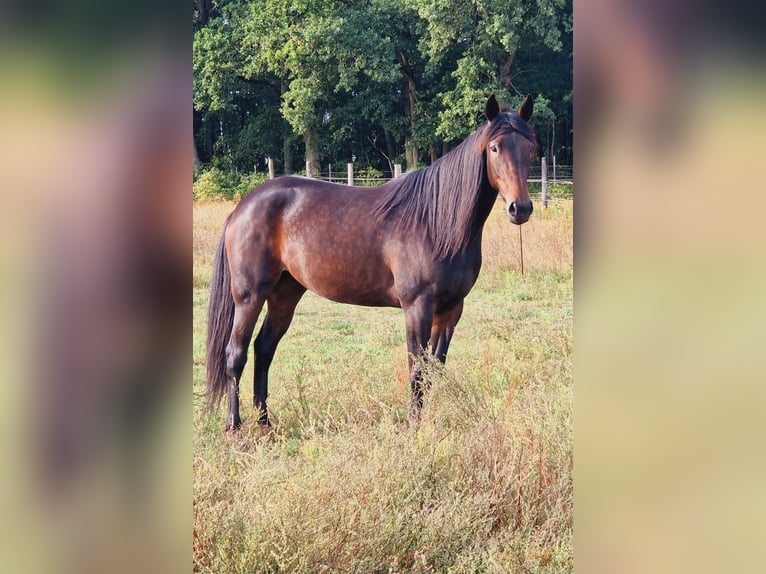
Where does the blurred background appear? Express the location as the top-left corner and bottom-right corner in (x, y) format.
(575, 0), (766, 572)
(0, 1), (188, 573)
(0, 0), (764, 572)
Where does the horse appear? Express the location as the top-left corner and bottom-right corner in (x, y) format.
(206, 94), (537, 430)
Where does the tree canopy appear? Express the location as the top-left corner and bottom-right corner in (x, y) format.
(193, 0), (572, 178)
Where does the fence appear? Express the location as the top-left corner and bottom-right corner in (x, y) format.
(266, 158), (573, 204)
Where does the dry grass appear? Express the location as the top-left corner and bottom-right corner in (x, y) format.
(193, 201), (235, 288)
(193, 197), (572, 573)
(482, 199), (573, 281)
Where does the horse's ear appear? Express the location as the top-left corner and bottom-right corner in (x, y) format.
(485, 94), (500, 121)
(518, 94), (534, 121)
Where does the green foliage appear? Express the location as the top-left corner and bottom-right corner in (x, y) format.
(234, 172), (270, 199)
(192, 169), (227, 201)
(354, 165), (386, 187)
(548, 182), (573, 198)
(194, 0), (572, 182)
(534, 94), (556, 124)
(193, 161), (203, 183)
(406, 0), (570, 142)
(192, 168), (268, 201)
(527, 181), (573, 200)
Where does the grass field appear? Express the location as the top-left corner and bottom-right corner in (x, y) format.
(193, 198), (573, 573)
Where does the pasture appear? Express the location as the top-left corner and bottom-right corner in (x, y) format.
(193, 198), (572, 573)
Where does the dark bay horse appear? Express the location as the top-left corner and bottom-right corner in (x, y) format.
(206, 94), (537, 430)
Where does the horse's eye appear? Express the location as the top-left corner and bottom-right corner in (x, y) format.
(490, 145), (498, 153)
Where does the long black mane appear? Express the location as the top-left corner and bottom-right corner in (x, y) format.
(371, 128), (492, 261)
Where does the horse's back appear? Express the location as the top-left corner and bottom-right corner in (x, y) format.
(225, 177), (400, 306)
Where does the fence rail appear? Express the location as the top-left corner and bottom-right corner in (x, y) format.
(265, 158), (574, 200)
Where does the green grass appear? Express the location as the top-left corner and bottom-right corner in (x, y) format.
(193, 200), (572, 573)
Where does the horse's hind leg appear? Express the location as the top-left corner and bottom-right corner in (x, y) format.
(225, 297), (265, 430)
(253, 273), (306, 426)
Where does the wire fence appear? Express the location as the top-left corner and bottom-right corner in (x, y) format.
(299, 161), (574, 190)
(529, 162), (573, 183)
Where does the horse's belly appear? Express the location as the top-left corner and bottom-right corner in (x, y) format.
(295, 271), (400, 307)
(315, 284), (400, 307)
(282, 245), (399, 308)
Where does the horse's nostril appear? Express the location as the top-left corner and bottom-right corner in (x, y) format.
(516, 201), (532, 216)
(509, 200), (532, 222)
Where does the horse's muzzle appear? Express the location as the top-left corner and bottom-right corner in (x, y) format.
(509, 200), (533, 224)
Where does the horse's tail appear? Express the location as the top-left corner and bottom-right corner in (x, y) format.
(206, 220), (234, 409)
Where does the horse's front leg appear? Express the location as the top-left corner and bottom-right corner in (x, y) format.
(430, 300), (464, 364)
(403, 296), (435, 421)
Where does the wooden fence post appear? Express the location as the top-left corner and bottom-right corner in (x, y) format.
(541, 156), (548, 210)
(268, 158), (275, 180)
(347, 163), (354, 186)
(552, 155), (557, 182)
(329, 163), (332, 183)
(306, 161), (312, 178)
(394, 164), (402, 178)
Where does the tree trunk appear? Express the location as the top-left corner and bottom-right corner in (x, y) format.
(405, 140), (419, 170)
(400, 53), (419, 171)
(196, 0), (211, 27)
(429, 143), (438, 164)
(499, 54), (515, 91)
(549, 118), (555, 163)
(384, 127), (396, 173)
(280, 78), (293, 175)
(305, 128), (320, 175)
(283, 136), (293, 175)
(204, 114), (215, 160)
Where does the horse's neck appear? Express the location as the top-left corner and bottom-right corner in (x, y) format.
(462, 176), (497, 246)
(477, 183), (498, 223)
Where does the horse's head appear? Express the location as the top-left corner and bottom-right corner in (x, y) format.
(482, 94), (537, 225)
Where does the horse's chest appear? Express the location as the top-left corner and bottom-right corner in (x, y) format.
(434, 262), (480, 298)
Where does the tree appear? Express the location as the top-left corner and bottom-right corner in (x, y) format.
(412, 0), (570, 149)
(192, 0), (573, 178)
(194, 2), (294, 173)
(242, 0), (409, 173)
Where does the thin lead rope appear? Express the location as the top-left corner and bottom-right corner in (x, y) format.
(519, 224), (524, 276)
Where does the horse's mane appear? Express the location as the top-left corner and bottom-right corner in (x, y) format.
(370, 129), (489, 261)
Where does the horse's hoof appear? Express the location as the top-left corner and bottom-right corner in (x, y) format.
(225, 418), (242, 432)
(255, 409), (271, 427)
